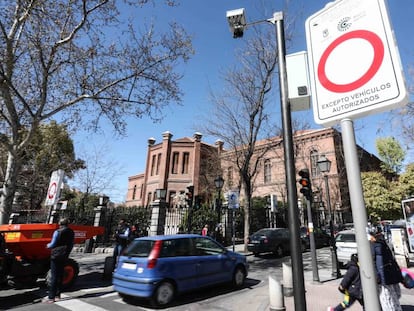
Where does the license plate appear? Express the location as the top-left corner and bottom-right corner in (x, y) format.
(122, 262), (136, 270)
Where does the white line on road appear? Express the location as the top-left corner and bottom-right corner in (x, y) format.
(55, 299), (107, 311)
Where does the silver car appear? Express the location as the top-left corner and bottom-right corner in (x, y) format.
(335, 230), (357, 267)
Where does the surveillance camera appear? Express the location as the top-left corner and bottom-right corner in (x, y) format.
(226, 8), (246, 39)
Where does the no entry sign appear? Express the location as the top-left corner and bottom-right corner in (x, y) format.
(45, 169), (64, 206)
(305, 0), (408, 126)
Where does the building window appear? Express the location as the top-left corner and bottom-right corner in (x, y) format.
(132, 185), (137, 200)
(310, 150), (319, 177)
(172, 152), (179, 174)
(156, 153), (161, 175)
(169, 191), (176, 208)
(182, 152), (189, 174)
(147, 192), (152, 206)
(150, 154), (156, 176)
(227, 167), (233, 188)
(264, 159), (271, 184)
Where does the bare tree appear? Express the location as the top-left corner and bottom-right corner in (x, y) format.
(0, 1), (193, 223)
(203, 28), (280, 250)
(70, 144), (125, 200)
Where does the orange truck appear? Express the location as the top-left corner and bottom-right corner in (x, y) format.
(0, 223), (104, 289)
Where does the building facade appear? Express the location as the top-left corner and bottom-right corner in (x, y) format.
(126, 128), (382, 230)
(126, 131), (222, 208)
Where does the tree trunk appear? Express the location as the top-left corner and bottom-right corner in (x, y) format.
(0, 151), (20, 224)
(243, 181), (252, 252)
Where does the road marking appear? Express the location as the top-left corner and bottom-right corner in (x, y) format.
(100, 291), (118, 299)
(56, 299), (107, 311)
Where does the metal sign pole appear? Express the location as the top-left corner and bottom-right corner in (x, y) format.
(341, 118), (381, 311)
(273, 12), (307, 309)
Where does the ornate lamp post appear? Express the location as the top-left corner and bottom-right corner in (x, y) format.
(317, 155), (341, 278)
(155, 188), (167, 201)
(214, 176), (224, 225)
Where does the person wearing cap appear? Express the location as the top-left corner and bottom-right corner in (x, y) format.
(43, 218), (74, 303)
(369, 228), (403, 311)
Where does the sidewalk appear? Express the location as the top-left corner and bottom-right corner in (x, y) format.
(231, 243), (414, 311)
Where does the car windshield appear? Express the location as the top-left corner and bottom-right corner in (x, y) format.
(335, 233), (356, 242)
(124, 239), (155, 257)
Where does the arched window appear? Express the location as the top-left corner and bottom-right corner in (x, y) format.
(132, 185), (137, 200)
(310, 150), (319, 177)
(264, 159), (271, 184)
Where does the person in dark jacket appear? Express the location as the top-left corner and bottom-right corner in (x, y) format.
(369, 230), (403, 311)
(43, 218), (74, 303)
(327, 253), (364, 311)
(112, 219), (130, 269)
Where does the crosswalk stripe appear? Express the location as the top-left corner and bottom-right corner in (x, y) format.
(56, 298), (108, 311)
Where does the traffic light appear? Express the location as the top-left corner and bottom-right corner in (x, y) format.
(298, 169), (312, 200)
(186, 185), (194, 207)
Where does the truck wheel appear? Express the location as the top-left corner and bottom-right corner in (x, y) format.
(46, 258), (79, 289)
(103, 256), (114, 280)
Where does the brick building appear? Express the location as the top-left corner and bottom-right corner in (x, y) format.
(126, 127), (382, 228)
(126, 131), (222, 208)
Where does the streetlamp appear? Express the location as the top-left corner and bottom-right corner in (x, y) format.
(155, 188), (167, 201)
(214, 176), (224, 225)
(317, 155), (341, 278)
(226, 9), (306, 309)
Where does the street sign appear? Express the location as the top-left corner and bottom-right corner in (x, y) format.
(305, 0), (408, 126)
(45, 169), (64, 206)
(227, 191), (239, 209)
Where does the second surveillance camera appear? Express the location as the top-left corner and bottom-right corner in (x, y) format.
(226, 8), (246, 39)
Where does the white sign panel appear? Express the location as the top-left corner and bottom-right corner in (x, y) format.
(227, 191), (240, 209)
(45, 169), (64, 206)
(305, 0), (408, 126)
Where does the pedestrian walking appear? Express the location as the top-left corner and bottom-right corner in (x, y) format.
(327, 253), (364, 311)
(43, 218), (74, 303)
(201, 224), (208, 236)
(369, 229), (403, 311)
(112, 219), (131, 269)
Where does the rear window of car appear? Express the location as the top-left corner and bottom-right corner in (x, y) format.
(124, 238), (195, 258)
(124, 240), (155, 257)
(336, 233), (356, 242)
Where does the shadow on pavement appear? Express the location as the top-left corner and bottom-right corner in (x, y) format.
(119, 278), (261, 309)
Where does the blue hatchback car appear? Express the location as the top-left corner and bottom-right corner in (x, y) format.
(112, 234), (248, 306)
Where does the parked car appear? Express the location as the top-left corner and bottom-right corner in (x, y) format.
(335, 229), (357, 267)
(112, 234), (248, 307)
(300, 227), (331, 249)
(247, 228), (307, 256)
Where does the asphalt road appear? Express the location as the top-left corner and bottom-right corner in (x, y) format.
(1, 248), (412, 311)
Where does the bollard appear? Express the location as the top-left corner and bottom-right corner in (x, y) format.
(282, 262), (293, 297)
(269, 275), (285, 311)
(84, 238), (95, 253)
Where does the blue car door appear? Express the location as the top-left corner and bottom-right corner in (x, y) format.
(194, 237), (231, 287)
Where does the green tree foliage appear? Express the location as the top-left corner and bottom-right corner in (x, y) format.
(396, 164), (414, 200)
(5, 122), (84, 211)
(361, 171), (402, 220)
(0, 1), (193, 223)
(375, 137), (406, 174)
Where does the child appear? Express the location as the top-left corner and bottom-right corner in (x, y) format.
(327, 253), (364, 311)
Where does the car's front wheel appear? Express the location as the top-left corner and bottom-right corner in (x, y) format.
(151, 280), (175, 307)
(232, 266), (246, 288)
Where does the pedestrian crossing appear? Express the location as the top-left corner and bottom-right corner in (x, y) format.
(34, 286), (156, 311)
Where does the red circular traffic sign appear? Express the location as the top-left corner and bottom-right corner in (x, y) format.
(317, 30), (384, 93)
(48, 182), (57, 199)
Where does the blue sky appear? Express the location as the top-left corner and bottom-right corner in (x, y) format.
(72, 0), (413, 203)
